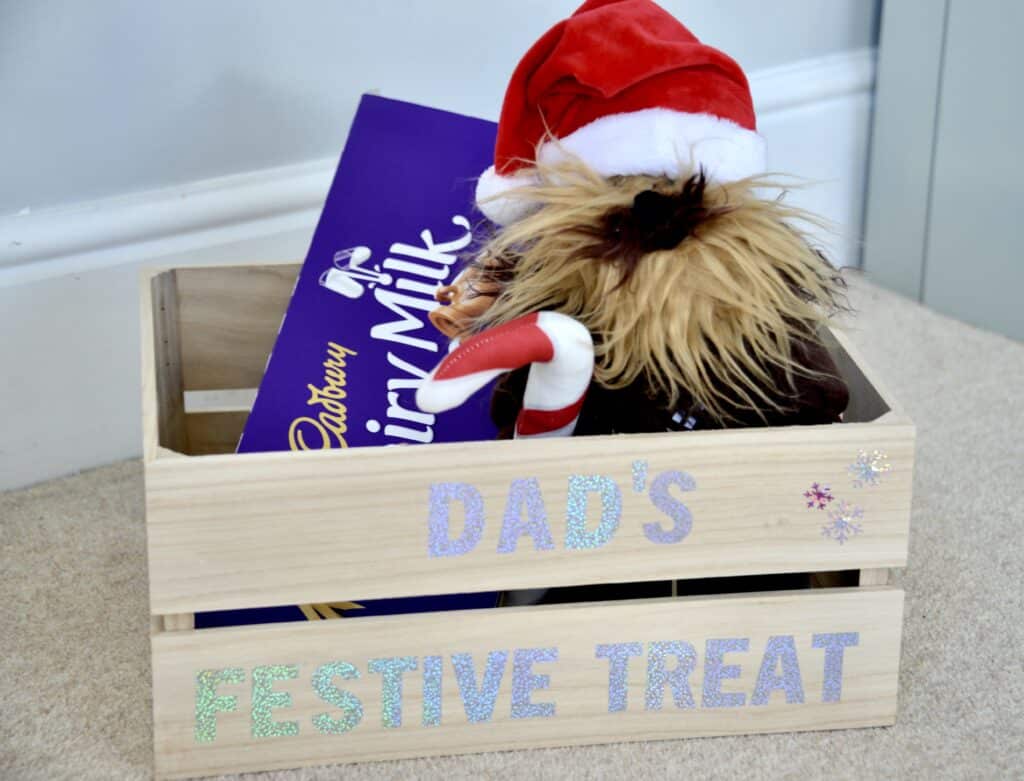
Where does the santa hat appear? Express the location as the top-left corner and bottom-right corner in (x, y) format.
(477, 0), (766, 225)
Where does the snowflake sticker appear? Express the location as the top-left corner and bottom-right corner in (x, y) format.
(804, 482), (834, 510)
(848, 449), (892, 488)
(822, 501), (864, 544)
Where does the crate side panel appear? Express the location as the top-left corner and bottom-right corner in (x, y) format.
(152, 587), (903, 778)
(176, 264), (298, 391)
(140, 270), (162, 462)
(185, 411), (250, 455)
(822, 328), (890, 423)
(147, 422), (913, 614)
(143, 271), (189, 456)
(824, 326), (907, 422)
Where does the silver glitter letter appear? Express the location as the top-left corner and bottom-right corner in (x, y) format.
(498, 478), (555, 553)
(428, 482), (485, 558)
(452, 650), (508, 723)
(751, 635), (805, 705)
(565, 474), (622, 550)
(644, 470), (696, 544)
(646, 641), (697, 710)
(511, 648), (558, 719)
(251, 665), (300, 738)
(311, 661), (363, 734)
(812, 632), (859, 702)
(596, 642), (643, 712)
(702, 638), (749, 708)
(368, 656), (418, 728)
(194, 667), (244, 744)
(422, 655), (443, 727)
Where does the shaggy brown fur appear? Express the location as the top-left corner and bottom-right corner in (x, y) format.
(468, 159), (848, 423)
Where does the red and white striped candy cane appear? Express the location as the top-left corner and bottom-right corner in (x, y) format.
(416, 311), (594, 438)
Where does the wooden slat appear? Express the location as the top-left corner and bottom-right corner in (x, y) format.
(141, 270), (162, 462)
(184, 388), (258, 414)
(146, 420), (914, 614)
(152, 587), (904, 779)
(141, 270), (188, 457)
(176, 264), (298, 391)
(859, 568), (890, 587)
(184, 411), (249, 456)
(161, 614), (195, 632)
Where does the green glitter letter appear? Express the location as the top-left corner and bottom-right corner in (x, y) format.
(195, 668), (245, 743)
(368, 656), (418, 728)
(312, 661), (364, 735)
(251, 665), (300, 739)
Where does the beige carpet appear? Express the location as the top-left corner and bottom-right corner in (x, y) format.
(2, 274), (1022, 780)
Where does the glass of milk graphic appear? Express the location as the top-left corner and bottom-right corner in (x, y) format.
(318, 246), (393, 299)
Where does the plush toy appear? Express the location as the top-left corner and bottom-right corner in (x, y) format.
(417, 0), (849, 442)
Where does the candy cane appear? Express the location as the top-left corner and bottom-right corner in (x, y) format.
(416, 311), (594, 439)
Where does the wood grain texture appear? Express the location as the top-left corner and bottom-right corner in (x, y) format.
(162, 614), (195, 632)
(151, 587), (904, 779)
(140, 270), (161, 462)
(146, 420), (914, 614)
(184, 411), (249, 456)
(141, 270), (188, 458)
(175, 264), (298, 391)
(859, 568), (890, 587)
(184, 388), (258, 414)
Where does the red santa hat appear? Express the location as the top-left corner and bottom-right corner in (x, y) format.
(477, 0), (766, 225)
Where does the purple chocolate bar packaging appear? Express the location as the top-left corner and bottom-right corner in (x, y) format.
(198, 95), (501, 628)
(239, 94), (499, 455)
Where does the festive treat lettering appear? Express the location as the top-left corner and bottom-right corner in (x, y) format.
(193, 634), (859, 743)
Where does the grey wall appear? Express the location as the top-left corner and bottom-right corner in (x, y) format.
(1, 0), (879, 215)
(863, 0), (1023, 341)
(920, 0), (1024, 340)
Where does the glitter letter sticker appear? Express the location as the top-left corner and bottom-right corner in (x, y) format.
(565, 474), (622, 550)
(643, 470), (696, 544)
(427, 482), (485, 557)
(195, 668), (245, 743)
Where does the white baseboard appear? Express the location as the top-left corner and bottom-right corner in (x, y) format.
(751, 47), (875, 113)
(0, 49), (876, 490)
(0, 162), (330, 287)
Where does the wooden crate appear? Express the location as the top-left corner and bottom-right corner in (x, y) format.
(142, 263), (914, 779)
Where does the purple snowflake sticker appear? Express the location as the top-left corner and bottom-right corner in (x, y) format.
(848, 449), (892, 488)
(804, 482), (834, 510)
(822, 501), (864, 544)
